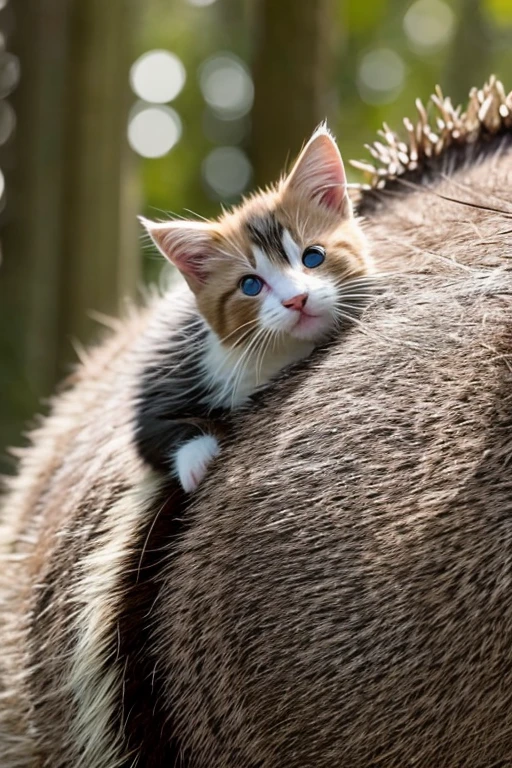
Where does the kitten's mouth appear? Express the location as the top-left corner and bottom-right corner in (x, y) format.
(290, 310), (328, 340)
(296, 310), (319, 325)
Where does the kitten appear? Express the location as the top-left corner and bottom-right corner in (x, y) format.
(137, 125), (374, 492)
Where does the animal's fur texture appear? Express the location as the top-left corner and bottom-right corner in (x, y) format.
(0, 78), (511, 767)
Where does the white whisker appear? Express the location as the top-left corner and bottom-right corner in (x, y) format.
(255, 329), (275, 386)
(225, 326), (268, 408)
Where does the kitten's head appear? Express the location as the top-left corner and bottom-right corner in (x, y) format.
(142, 126), (373, 347)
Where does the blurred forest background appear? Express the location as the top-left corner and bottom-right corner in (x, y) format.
(0, 0), (511, 472)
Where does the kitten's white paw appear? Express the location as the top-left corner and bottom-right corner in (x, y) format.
(174, 435), (220, 493)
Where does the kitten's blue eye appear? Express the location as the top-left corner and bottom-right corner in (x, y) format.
(240, 275), (264, 296)
(302, 246), (325, 269)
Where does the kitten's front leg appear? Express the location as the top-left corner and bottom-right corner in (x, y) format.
(174, 434), (221, 493)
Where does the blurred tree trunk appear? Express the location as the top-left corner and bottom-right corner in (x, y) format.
(58, 0), (139, 357)
(444, 0), (492, 105)
(250, 0), (335, 187)
(0, 0), (138, 472)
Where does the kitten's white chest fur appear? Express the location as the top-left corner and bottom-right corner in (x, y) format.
(173, 330), (314, 493)
(202, 330), (314, 409)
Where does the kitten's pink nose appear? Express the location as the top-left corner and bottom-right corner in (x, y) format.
(282, 293), (308, 311)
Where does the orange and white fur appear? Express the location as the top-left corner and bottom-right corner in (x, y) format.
(137, 125), (374, 492)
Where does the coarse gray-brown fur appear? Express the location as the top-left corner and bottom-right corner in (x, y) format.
(0, 78), (511, 767)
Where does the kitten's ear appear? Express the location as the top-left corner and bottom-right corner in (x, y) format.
(140, 218), (216, 290)
(283, 125), (350, 217)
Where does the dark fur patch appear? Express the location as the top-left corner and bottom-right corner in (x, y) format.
(245, 212), (289, 264)
(134, 314), (219, 472)
(115, 484), (188, 768)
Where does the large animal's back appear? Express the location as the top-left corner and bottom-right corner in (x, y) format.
(164, 145), (512, 766)
(166, 268), (512, 766)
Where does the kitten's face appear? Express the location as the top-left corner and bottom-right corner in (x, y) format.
(143, 127), (373, 348)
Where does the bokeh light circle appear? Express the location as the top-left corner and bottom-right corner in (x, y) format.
(128, 103), (182, 158)
(0, 100), (15, 145)
(202, 146), (252, 198)
(357, 49), (405, 105)
(404, 0), (455, 52)
(0, 52), (20, 99)
(199, 54), (254, 119)
(130, 50), (186, 104)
